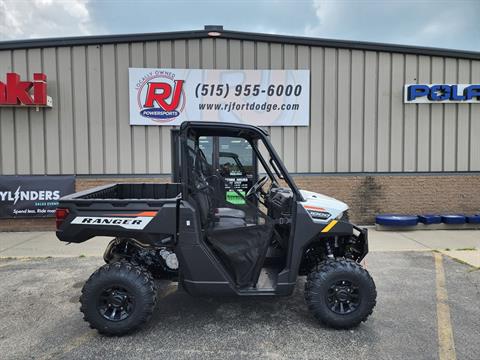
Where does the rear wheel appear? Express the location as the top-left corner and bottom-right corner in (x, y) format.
(305, 259), (376, 329)
(80, 261), (156, 335)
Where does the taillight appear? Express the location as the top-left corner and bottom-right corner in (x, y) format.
(56, 208), (69, 229)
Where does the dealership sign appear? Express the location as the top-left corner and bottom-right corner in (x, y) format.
(129, 68), (310, 126)
(0, 72), (52, 108)
(0, 176), (74, 218)
(405, 84), (480, 103)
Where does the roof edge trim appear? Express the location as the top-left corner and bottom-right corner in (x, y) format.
(0, 29), (479, 60)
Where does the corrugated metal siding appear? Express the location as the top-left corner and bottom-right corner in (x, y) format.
(0, 38), (479, 175)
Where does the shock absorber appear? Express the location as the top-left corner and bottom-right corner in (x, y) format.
(325, 239), (334, 259)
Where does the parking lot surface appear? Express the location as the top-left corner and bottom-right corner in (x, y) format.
(0, 252), (479, 360)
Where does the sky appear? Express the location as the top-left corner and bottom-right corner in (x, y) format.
(0, 0), (479, 52)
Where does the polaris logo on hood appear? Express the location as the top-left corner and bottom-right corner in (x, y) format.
(0, 186), (60, 205)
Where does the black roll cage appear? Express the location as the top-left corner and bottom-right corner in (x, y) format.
(179, 121), (304, 202)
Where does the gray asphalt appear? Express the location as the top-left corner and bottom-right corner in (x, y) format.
(0, 252), (478, 360)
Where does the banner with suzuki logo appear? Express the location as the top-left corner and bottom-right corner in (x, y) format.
(129, 68), (310, 126)
(0, 176), (74, 218)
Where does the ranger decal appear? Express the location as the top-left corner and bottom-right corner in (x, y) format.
(71, 214), (156, 230)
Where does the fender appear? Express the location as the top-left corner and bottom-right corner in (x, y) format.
(281, 203), (367, 285)
(281, 205), (348, 283)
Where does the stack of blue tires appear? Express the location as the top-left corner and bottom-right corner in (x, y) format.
(376, 214), (480, 227)
(375, 214), (419, 227)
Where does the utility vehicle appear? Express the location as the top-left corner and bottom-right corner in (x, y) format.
(56, 121), (376, 335)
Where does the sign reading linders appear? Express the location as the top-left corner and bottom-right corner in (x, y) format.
(0, 72), (52, 107)
(129, 68), (310, 126)
(0, 176), (74, 218)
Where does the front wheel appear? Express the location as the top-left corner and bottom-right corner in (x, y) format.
(304, 259), (376, 329)
(80, 261), (156, 335)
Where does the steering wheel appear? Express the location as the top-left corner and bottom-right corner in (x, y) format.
(246, 176), (268, 199)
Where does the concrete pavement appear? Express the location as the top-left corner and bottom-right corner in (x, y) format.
(0, 231), (108, 258)
(0, 230), (479, 359)
(0, 227), (479, 267)
(0, 252), (478, 359)
(440, 249), (480, 267)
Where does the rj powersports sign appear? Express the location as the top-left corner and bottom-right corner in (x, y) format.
(0, 176), (74, 218)
(0, 72), (53, 108)
(405, 84), (480, 103)
(129, 68), (310, 126)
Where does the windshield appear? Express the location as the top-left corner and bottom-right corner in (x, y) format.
(254, 138), (288, 188)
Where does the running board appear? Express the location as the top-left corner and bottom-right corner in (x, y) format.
(255, 267), (279, 291)
(235, 267), (284, 295)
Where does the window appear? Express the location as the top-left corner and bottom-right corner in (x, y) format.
(218, 137), (254, 176)
(198, 136), (213, 165)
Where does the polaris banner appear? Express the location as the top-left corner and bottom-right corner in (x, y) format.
(404, 84), (480, 103)
(0, 176), (75, 218)
(129, 68), (310, 126)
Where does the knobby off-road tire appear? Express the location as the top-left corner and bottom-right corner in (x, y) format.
(80, 261), (156, 336)
(305, 259), (376, 329)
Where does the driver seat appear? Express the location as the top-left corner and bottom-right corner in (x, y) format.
(215, 207), (245, 219)
(192, 189), (246, 230)
(190, 145), (246, 220)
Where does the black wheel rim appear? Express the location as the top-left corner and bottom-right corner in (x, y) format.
(97, 286), (135, 322)
(325, 280), (360, 315)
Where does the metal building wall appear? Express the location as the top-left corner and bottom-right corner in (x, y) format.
(1, 38), (479, 175)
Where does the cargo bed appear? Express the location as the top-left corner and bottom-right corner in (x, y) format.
(62, 183), (182, 202)
(56, 183), (182, 243)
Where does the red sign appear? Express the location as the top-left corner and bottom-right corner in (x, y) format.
(135, 71), (186, 122)
(143, 80), (184, 111)
(0, 72), (52, 107)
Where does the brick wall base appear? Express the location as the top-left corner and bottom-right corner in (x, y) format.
(294, 175), (480, 223)
(1, 174), (478, 231)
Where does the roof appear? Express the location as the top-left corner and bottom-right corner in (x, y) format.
(180, 121), (270, 139)
(1, 26), (479, 60)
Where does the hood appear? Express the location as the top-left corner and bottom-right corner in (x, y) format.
(299, 189), (348, 222)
